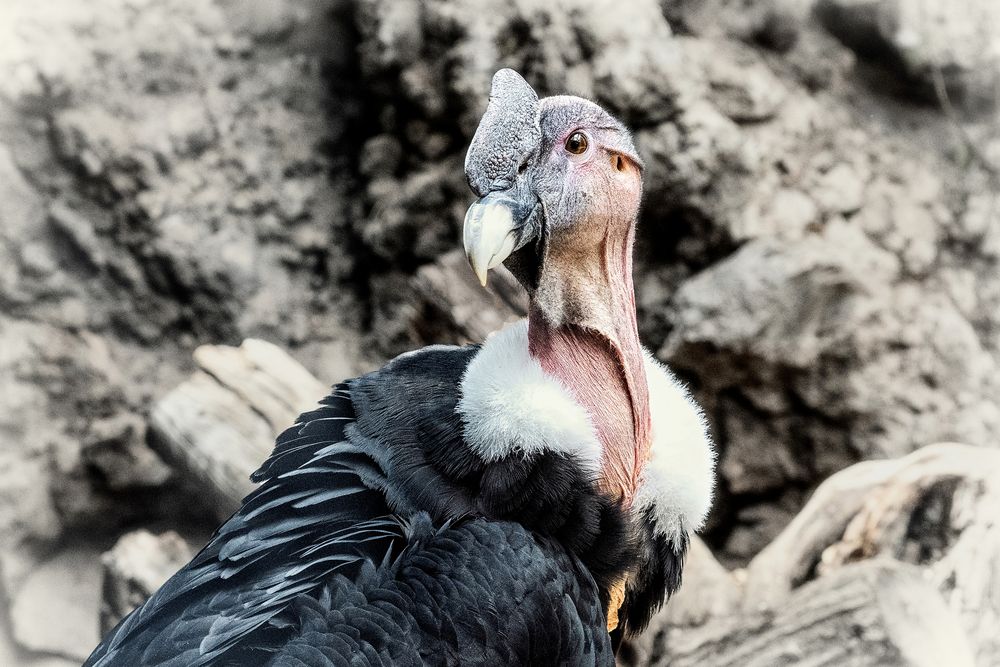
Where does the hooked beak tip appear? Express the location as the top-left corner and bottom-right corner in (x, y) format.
(472, 262), (489, 287)
(463, 201), (518, 289)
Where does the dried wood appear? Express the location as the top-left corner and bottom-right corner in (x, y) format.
(818, 443), (1000, 665)
(629, 443), (1000, 666)
(149, 339), (326, 519)
(657, 561), (974, 667)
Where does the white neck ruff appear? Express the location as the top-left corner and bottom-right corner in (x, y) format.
(457, 320), (715, 542)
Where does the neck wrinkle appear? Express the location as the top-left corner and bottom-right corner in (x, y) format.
(606, 223), (652, 483)
(527, 218), (651, 504)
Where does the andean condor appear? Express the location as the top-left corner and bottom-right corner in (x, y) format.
(84, 69), (715, 667)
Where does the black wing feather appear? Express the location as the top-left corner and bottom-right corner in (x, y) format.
(268, 516), (613, 667)
(86, 384), (404, 667)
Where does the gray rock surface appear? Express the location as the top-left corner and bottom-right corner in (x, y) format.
(9, 547), (103, 662)
(0, 0), (366, 588)
(815, 0), (1000, 105)
(100, 530), (194, 634)
(1, 0), (998, 662)
(0, 0), (370, 655)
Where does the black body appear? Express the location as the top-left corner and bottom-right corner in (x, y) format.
(85, 345), (682, 666)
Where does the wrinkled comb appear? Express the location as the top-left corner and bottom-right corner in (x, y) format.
(465, 69), (541, 197)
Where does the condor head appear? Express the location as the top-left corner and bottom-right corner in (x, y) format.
(463, 68), (649, 506)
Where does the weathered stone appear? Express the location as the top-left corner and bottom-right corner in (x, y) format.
(664, 222), (899, 370)
(9, 548), (103, 662)
(81, 414), (172, 490)
(807, 162), (865, 214)
(0, 1), (368, 653)
(698, 42), (788, 122)
(2, 0), (1000, 659)
(662, 0), (814, 53)
(815, 0), (1000, 105)
(662, 211), (1000, 557)
(100, 530), (194, 633)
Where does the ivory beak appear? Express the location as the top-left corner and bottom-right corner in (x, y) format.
(463, 201), (519, 287)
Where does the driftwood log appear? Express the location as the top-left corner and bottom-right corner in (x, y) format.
(148, 338), (327, 521)
(661, 560), (974, 667)
(818, 444), (1000, 665)
(628, 443), (1000, 666)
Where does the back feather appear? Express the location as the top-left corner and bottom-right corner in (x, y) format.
(86, 383), (404, 667)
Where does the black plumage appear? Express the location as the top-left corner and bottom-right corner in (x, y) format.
(268, 517), (611, 666)
(85, 344), (662, 666)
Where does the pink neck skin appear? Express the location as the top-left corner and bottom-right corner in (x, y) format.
(527, 224), (651, 504)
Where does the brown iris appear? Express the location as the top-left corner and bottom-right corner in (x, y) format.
(564, 131), (588, 155)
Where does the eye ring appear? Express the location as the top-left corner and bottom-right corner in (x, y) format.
(564, 131), (589, 156)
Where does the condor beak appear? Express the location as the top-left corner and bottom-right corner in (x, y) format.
(463, 200), (518, 286)
(463, 69), (543, 287)
(463, 192), (540, 287)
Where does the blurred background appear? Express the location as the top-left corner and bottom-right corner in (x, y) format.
(1, 0), (999, 665)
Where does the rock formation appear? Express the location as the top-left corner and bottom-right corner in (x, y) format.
(1, 0), (997, 663)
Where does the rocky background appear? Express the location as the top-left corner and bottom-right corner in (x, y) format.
(1, 0), (999, 664)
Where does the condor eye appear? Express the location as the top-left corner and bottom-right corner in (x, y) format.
(564, 131), (589, 156)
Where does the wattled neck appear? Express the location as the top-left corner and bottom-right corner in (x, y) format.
(526, 219), (651, 502)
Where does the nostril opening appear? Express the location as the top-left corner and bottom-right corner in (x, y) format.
(613, 155), (625, 172)
(518, 161), (529, 175)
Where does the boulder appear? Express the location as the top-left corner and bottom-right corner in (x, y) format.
(9, 547), (103, 662)
(99, 530), (194, 634)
